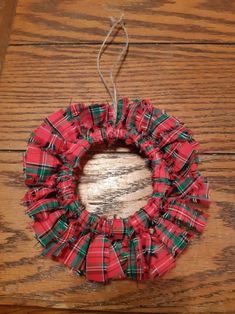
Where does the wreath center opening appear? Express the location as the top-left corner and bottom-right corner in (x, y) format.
(77, 142), (153, 219)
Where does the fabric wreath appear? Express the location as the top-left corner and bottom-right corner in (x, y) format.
(22, 96), (210, 282)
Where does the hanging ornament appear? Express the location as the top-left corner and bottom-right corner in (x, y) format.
(22, 15), (210, 283)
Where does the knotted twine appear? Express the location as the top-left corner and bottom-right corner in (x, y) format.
(22, 16), (210, 283)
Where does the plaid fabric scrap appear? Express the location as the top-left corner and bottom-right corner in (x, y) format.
(22, 96), (210, 283)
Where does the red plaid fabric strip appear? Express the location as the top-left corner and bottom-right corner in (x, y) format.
(86, 234), (109, 282)
(128, 209), (149, 234)
(149, 237), (176, 278)
(152, 160), (171, 197)
(32, 210), (65, 239)
(33, 214), (68, 248)
(163, 200), (208, 233)
(111, 217), (125, 240)
(106, 241), (126, 280)
(154, 217), (194, 256)
(76, 103), (109, 130)
(33, 123), (66, 154)
(41, 223), (76, 257)
(26, 198), (59, 219)
(142, 197), (160, 219)
(22, 186), (57, 206)
(65, 138), (92, 167)
(69, 102), (84, 117)
(45, 109), (77, 142)
(185, 175), (210, 205)
(62, 233), (92, 273)
(23, 143), (61, 184)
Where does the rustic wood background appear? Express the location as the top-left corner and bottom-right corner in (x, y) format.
(0, 0), (235, 313)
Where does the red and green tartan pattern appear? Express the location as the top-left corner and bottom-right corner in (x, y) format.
(22, 96), (210, 282)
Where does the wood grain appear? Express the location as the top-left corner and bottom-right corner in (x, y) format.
(0, 0), (17, 74)
(0, 151), (235, 313)
(0, 306), (110, 314)
(1, 0), (235, 312)
(0, 44), (234, 152)
(10, 0), (235, 44)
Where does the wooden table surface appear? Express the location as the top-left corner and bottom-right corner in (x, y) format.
(0, 1), (235, 313)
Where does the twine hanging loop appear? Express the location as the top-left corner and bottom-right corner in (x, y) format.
(96, 14), (129, 125)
